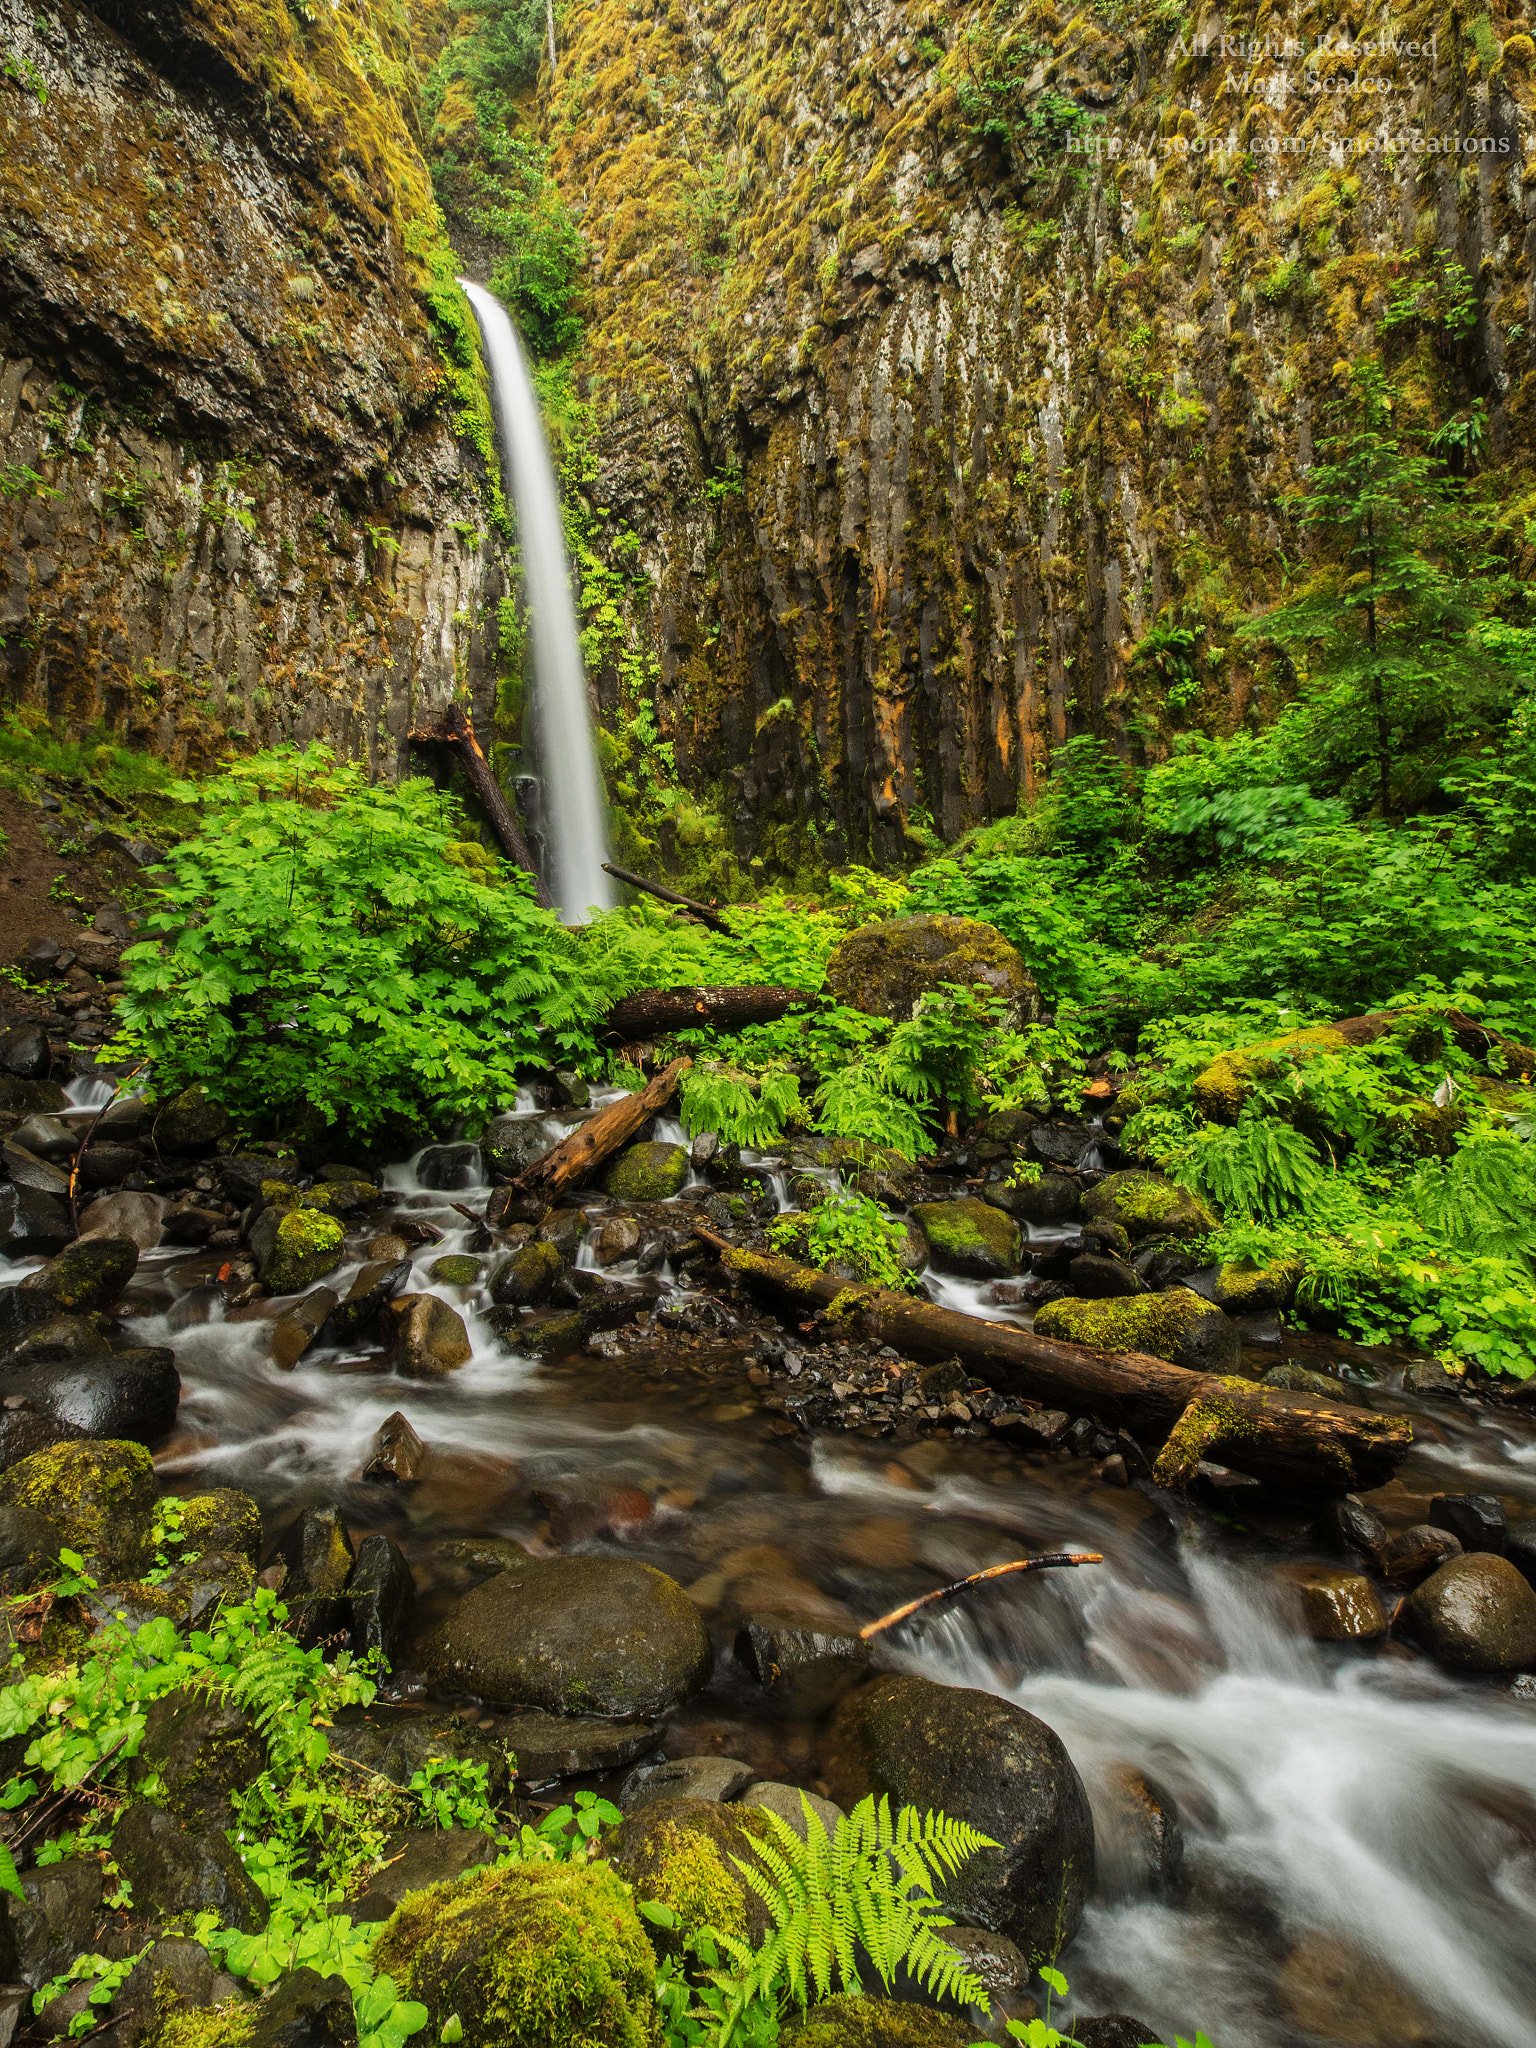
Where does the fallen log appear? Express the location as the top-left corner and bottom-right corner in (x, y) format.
(515, 1056), (691, 1200)
(602, 862), (733, 936)
(603, 984), (812, 1043)
(413, 702), (552, 909)
(697, 1235), (1413, 1496)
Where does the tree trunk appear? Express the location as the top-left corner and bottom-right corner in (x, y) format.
(601, 863), (734, 936)
(701, 1237), (1414, 1496)
(546, 0), (557, 76)
(516, 1057), (691, 1199)
(413, 703), (552, 909)
(604, 985), (811, 1043)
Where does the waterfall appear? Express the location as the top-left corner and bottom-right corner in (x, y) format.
(460, 279), (614, 921)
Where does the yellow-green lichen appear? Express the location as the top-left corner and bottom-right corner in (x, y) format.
(264, 1207), (345, 1293)
(1034, 1286), (1225, 1368)
(607, 1799), (776, 1953)
(1191, 1029), (1349, 1122)
(1079, 1172), (1214, 1240)
(0, 1439), (156, 1578)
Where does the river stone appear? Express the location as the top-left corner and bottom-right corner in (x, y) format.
(536, 1205), (586, 1257)
(0, 1348), (179, 1445)
(621, 1755), (754, 1808)
(0, 1076), (66, 1115)
(1080, 1171), (1214, 1240)
(1034, 1287), (1240, 1374)
(911, 1199), (1021, 1279)
(603, 1141), (689, 1202)
(489, 1238), (563, 1307)
(372, 1861), (659, 2048)
(178, 1489), (262, 1563)
(737, 1781), (844, 1841)
(1277, 1930), (1442, 2047)
(12, 1115), (76, 1162)
(0, 1502), (62, 1593)
(595, 1214), (643, 1265)
(327, 1708), (511, 1801)
(606, 1797), (777, 1952)
(348, 1827), (498, 1924)
(1261, 1363), (1368, 1407)
(985, 1171), (1079, 1224)
(1075, 2022), (1167, 2048)
(1068, 1250), (1143, 1299)
(416, 1554), (712, 1718)
(0, 1022), (51, 1080)
(415, 1143), (482, 1191)
(735, 1616), (871, 1718)
(249, 1205), (345, 1294)
(0, 1309), (120, 1367)
(1427, 1492), (1507, 1554)
(1379, 1524), (1462, 1586)
(0, 1405), (86, 1476)
(345, 1532), (416, 1663)
(391, 1293), (472, 1379)
(0, 1438), (155, 1577)
(1094, 1765), (1184, 1898)
(824, 914), (1035, 1026)
(75, 1141), (149, 1191)
(821, 1675), (1094, 1962)
(360, 1411), (427, 1486)
(323, 1258), (411, 1345)
(0, 1858), (103, 1989)
(481, 1113), (557, 1178)
(19, 1234), (138, 1313)
(1276, 1563), (1386, 1641)
(490, 1711), (660, 1784)
(273, 1504), (354, 1649)
(47, 1936), (246, 2044)
(78, 1191), (165, 1251)
(112, 1802), (267, 1932)
(131, 1689), (266, 1832)
(218, 1152), (297, 1207)
(429, 1253), (483, 1286)
(1, 1141), (69, 1197)
(152, 1086), (233, 1155)
(0, 1181), (74, 1256)
(1397, 1553), (1536, 1672)
(781, 1996), (975, 2045)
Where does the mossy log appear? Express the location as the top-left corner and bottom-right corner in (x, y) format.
(603, 984), (812, 1042)
(700, 1237), (1412, 1496)
(515, 1057), (691, 1199)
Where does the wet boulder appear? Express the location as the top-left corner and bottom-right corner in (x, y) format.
(984, 1171), (1079, 1224)
(1427, 1493), (1506, 1555)
(1080, 1172), (1214, 1241)
(347, 1827), (497, 1924)
(0, 1501), (63, 1593)
(621, 1756), (754, 1808)
(18, 1234), (138, 1313)
(152, 1086), (233, 1155)
(737, 1781), (844, 1841)
(272, 1504), (354, 1649)
(0, 1309), (121, 1367)
(429, 1253), (483, 1286)
(602, 1141), (689, 1202)
(1206, 1255), (1302, 1313)
(594, 1215), (642, 1266)
(0, 1438), (156, 1578)
(821, 1675), (1094, 1963)
(911, 1200), (1021, 1280)
(12, 1115), (76, 1162)
(322, 1258), (411, 1346)
(0, 1022), (51, 1080)
(76, 1142), (149, 1190)
(735, 1616), (871, 1718)
(481, 1113), (557, 1180)
(1275, 1563), (1386, 1642)
(415, 1143), (482, 1191)
(1034, 1288), (1240, 1374)
(0, 1181), (74, 1256)
(1067, 1251), (1143, 1299)
(0, 1075), (67, 1115)
(537, 1206), (587, 1258)
(825, 915), (1036, 1027)
(38, 1936), (246, 2045)
(416, 1554), (712, 1719)
(328, 1707), (511, 1801)
(178, 1489), (262, 1563)
(0, 1347), (179, 1445)
(1092, 1765), (1184, 1899)
(345, 1532), (416, 1663)
(489, 1239), (563, 1307)
(112, 1802), (267, 1932)
(249, 1206), (345, 1294)
(489, 1711), (659, 1784)
(606, 1796), (776, 1952)
(360, 1411), (427, 1485)
(372, 1861), (659, 2048)
(77, 1191), (165, 1251)
(0, 1858), (103, 1988)
(1379, 1524), (1462, 1586)
(390, 1294), (472, 1379)
(1396, 1553), (1536, 1672)
(130, 1689), (266, 1832)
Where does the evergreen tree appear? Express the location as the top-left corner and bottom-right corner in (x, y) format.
(1242, 360), (1511, 818)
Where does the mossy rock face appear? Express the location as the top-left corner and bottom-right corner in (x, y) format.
(1079, 1172), (1213, 1241)
(177, 1489), (262, 1564)
(606, 1796), (776, 1952)
(0, 1437), (156, 1577)
(1034, 1288), (1240, 1374)
(373, 1860), (662, 2048)
(1391, 1094), (1467, 1159)
(782, 1996), (975, 2046)
(602, 1143), (689, 1202)
(256, 1208), (345, 1294)
(910, 1200), (1020, 1279)
(416, 1555), (712, 1719)
(825, 915), (1036, 1025)
(1191, 1028), (1348, 1122)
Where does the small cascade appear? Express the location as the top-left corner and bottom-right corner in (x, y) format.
(460, 279), (614, 922)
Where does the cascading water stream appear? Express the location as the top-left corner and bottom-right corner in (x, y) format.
(460, 279), (614, 921)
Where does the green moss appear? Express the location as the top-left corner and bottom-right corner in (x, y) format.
(1080, 1171), (1213, 1240)
(910, 1199), (1020, 1276)
(608, 1798), (776, 1952)
(1034, 1286), (1219, 1364)
(172, 1490), (261, 1564)
(430, 1254), (484, 1285)
(783, 1994), (974, 2046)
(264, 1207), (345, 1293)
(1191, 1028), (1349, 1121)
(0, 1439), (156, 1578)
(141, 2000), (254, 2048)
(373, 1861), (662, 2048)
(601, 1142), (689, 1202)
(1152, 1377), (1266, 1489)
(1216, 1255), (1300, 1312)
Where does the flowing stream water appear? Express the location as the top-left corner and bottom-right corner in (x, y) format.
(63, 1077), (1533, 2048)
(459, 279), (613, 921)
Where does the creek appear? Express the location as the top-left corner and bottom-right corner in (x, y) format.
(57, 1075), (1536, 2048)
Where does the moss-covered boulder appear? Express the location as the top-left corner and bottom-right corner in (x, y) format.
(177, 1489), (262, 1564)
(251, 1207), (345, 1294)
(782, 1997), (975, 2046)
(1211, 1255), (1301, 1313)
(1033, 1289), (1240, 1374)
(910, 1200), (1021, 1279)
(605, 1796), (776, 1953)
(373, 1860), (662, 2048)
(131, 1689), (266, 1831)
(0, 1438), (155, 1577)
(602, 1142), (689, 1202)
(825, 915), (1036, 1025)
(1191, 1028), (1348, 1122)
(416, 1555), (712, 1719)
(17, 1235), (139, 1314)
(429, 1254), (483, 1287)
(490, 1239), (564, 1307)
(1079, 1172), (1213, 1241)
(152, 1086), (234, 1155)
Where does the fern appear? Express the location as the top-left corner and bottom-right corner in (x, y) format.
(1409, 1132), (1536, 1263)
(1185, 1113), (1323, 1220)
(730, 1793), (995, 2015)
(680, 1064), (803, 1149)
(811, 1062), (932, 1160)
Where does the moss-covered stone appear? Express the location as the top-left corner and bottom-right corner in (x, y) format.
(0, 1438), (156, 1577)
(825, 916), (1035, 1024)
(260, 1208), (345, 1295)
(606, 1796), (776, 1952)
(1080, 1172), (1213, 1241)
(373, 1860), (662, 2048)
(153, 1087), (234, 1155)
(429, 1254), (484, 1286)
(782, 1996), (975, 2046)
(490, 1239), (565, 1306)
(1191, 1029), (1349, 1122)
(18, 1235), (139, 1313)
(176, 1490), (262, 1565)
(1034, 1288), (1239, 1374)
(602, 1143), (689, 1202)
(1213, 1256), (1301, 1313)
(910, 1200), (1020, 1279)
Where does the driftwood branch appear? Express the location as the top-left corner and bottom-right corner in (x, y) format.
(515, 1057), (691, 1199)
(604, 985), (812, 1042)
(697, 1235), (1413, 1496)
(859, 1554), (1105, 1641)
(413, 702), (552, 909)
(601, 863), (733, 936)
